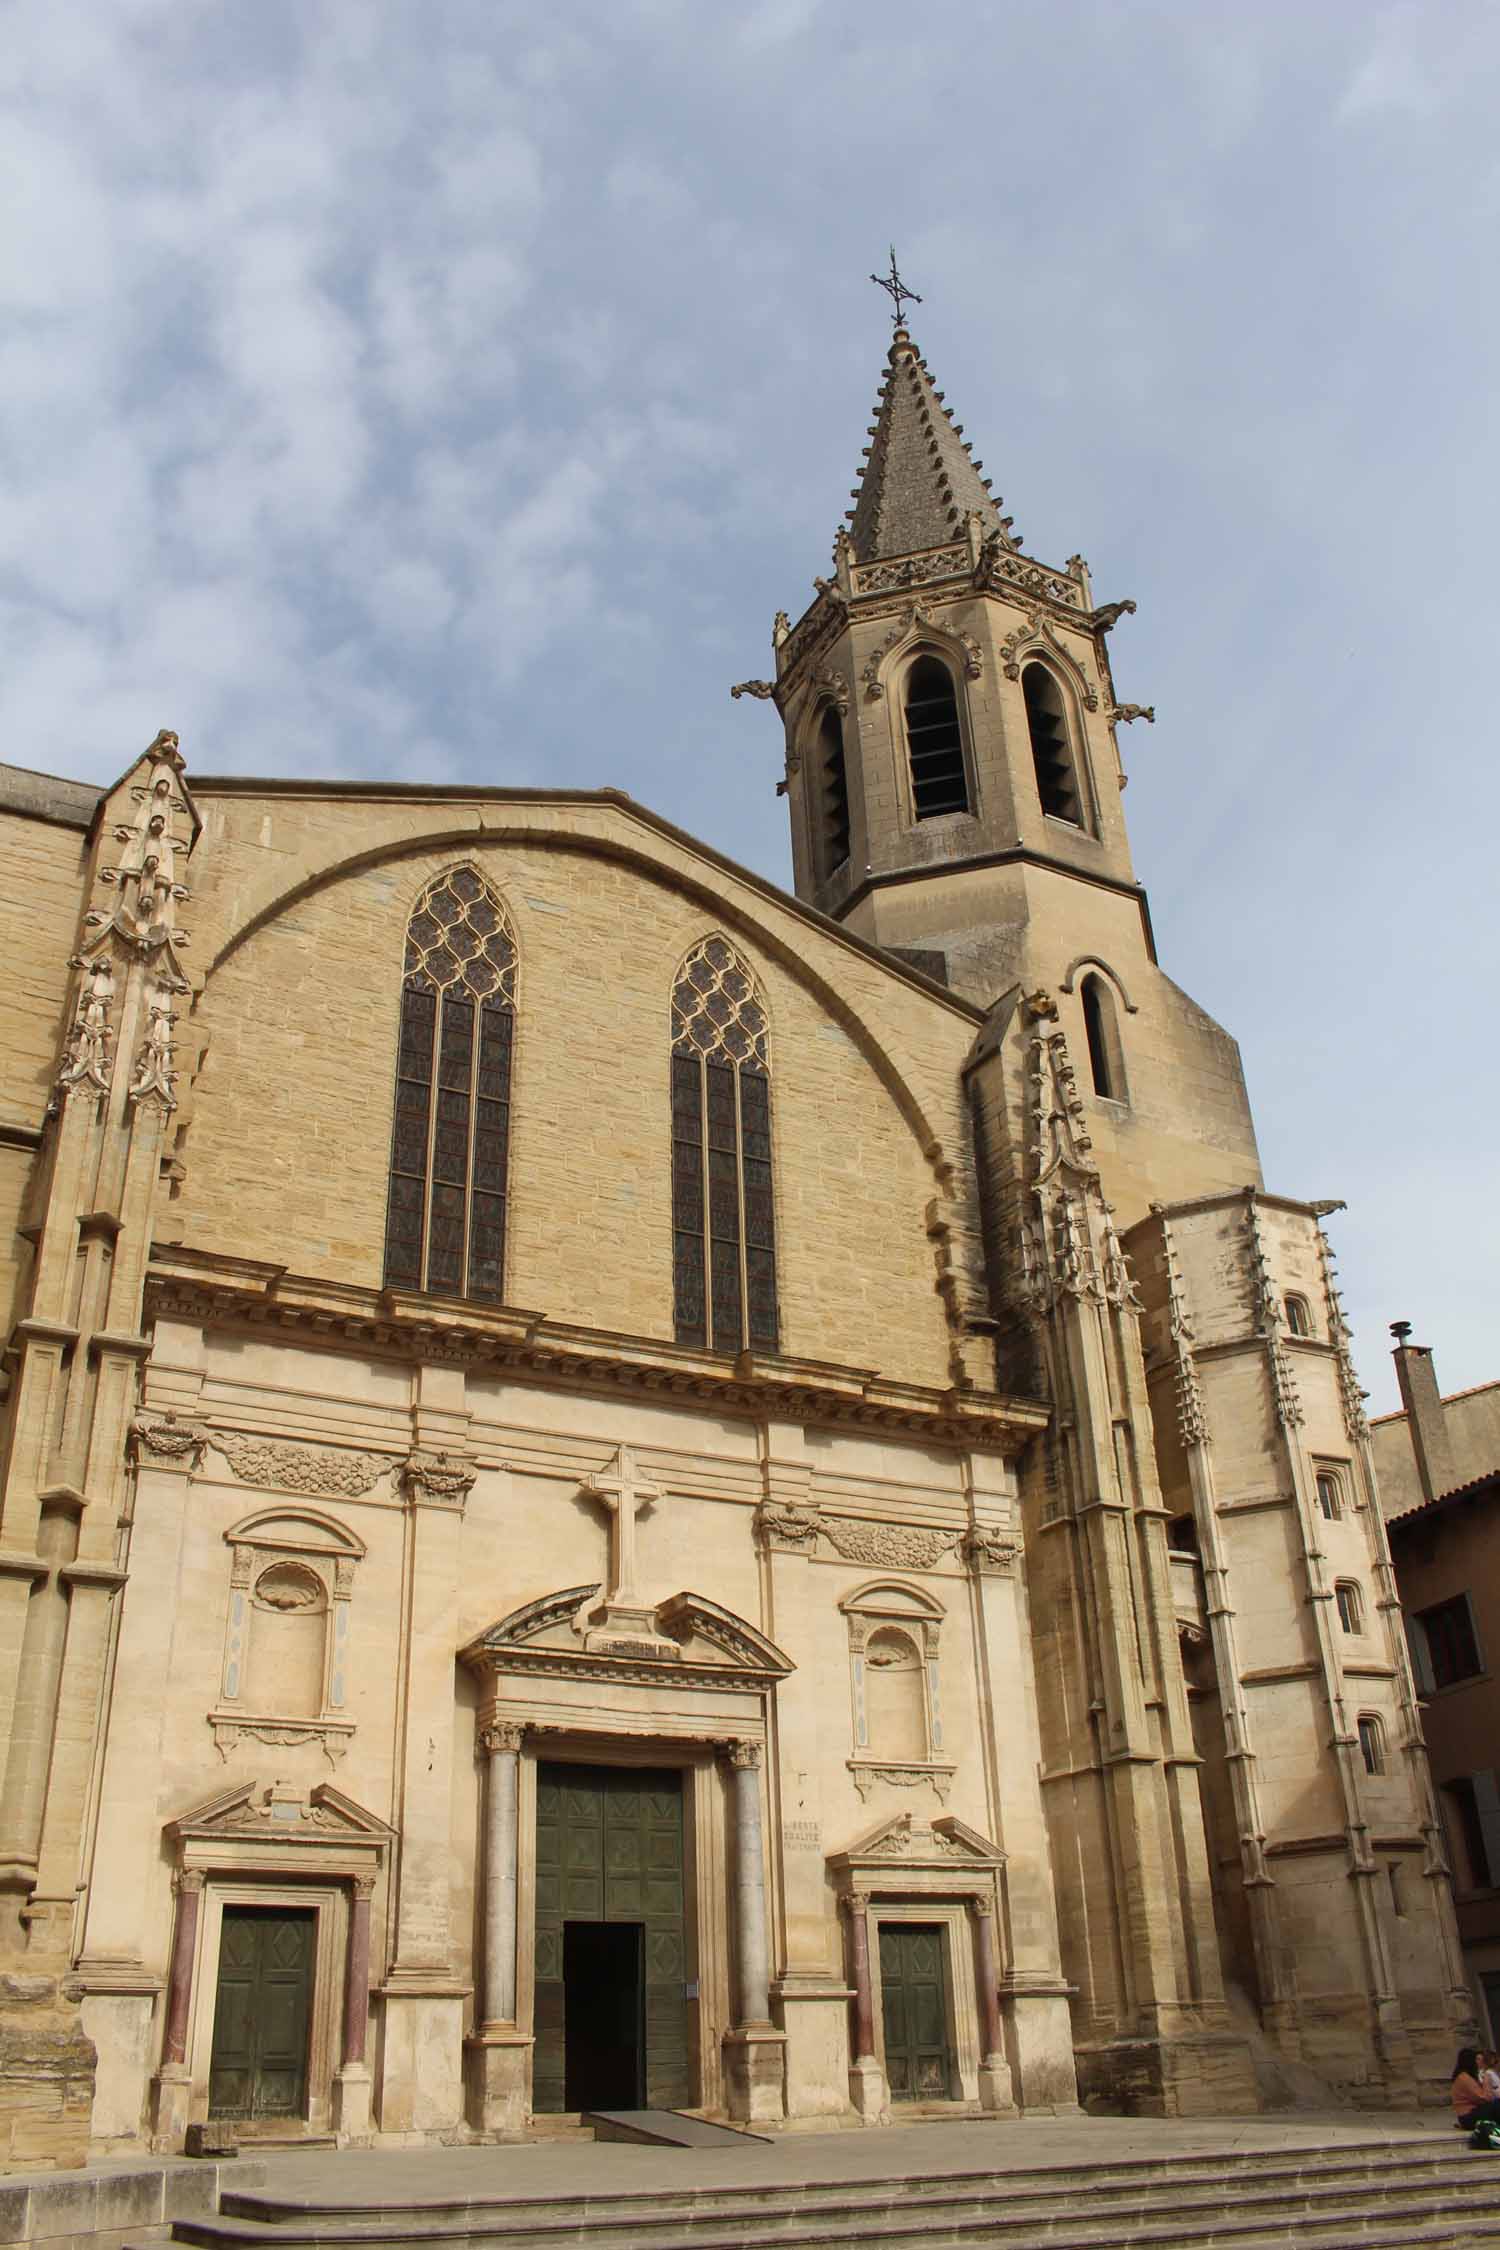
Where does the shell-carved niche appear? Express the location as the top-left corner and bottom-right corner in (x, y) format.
(841, 1579), (956, 1801)
(211, 1509), (366, 1765)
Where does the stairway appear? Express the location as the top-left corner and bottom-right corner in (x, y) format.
(159, 2132), (1500, 2250)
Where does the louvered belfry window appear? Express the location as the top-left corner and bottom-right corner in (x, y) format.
(670, 935), (778, 1354)
(383, 867), (516, 1301)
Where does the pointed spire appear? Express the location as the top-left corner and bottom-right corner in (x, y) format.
(846, 327), (1004, 564)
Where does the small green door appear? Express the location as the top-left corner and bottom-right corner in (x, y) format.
(879, 1923), (953, 2101)
(208, 1908), (315, 2121)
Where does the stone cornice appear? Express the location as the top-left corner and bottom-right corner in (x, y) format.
(143, 1251), (1048, 1453)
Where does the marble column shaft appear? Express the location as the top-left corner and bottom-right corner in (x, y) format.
(844, 1892), (875, 2062)
(729, 1743), (770, 2026)
(162, 1872), (203, 2067)
(482, 1724), (522, 2027)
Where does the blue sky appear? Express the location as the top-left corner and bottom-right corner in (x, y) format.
(4, 1), (1496, 1413)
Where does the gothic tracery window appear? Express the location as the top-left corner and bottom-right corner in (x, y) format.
(384, 866), (517, 1301)
(670, 935), (778, 1353)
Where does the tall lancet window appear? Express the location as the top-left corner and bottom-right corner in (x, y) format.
(384, 866), (517, 1301)
(670, 936), (778, 1354)
(904, 655), (970, 818)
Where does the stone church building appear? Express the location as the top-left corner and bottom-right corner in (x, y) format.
(0, 322), (1468, 2166)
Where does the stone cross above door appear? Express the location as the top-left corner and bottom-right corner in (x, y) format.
(580, 1445), (676, 1657)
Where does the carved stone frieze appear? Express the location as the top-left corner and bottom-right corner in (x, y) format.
(1158, 1213), (1209, 1449)
(1021, 998), (1143, 1321)
(479, 1721), (525, 1755)
(56, 956), (116, 1098)
(821, 1517), (957, 1571)
(959, 1528), (1019, 1576)
(754, 1500), (822, 1553)
(209, 1431), (391, 1498)
(975, 541), (1082, 607)
(400, 1450), (478, 1506)
(848, 1760), (955, 1804)
(132, 1415), (209, 1471)
(998, 608), (1099, 708)
(128, 980), (180, 1111)
(812, 666), (850, 715)
(1243, 1193), (1304, 1430)
(861, 602), (980, 701)
(852, 544), (968, 595)
(208, 1714), (355, 1766)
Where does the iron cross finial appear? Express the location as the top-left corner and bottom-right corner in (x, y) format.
(870, 246), (921, 330)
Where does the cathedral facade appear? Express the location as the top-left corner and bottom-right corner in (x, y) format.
(0, 323), (1468, 2167)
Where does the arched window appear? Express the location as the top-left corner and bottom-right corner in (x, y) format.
(384, 866), (517, 1301)
(1023, 663), (1084, 825)
(903, 655), (969, 819)
(818, 705), (851, 874)
(1357, 1714), (1385, 1775)
(1081, 973), (1127, 1103)
(1285, 1293), (1313, 1337)
(670, 936), (778, 1353)
(1336, 1580), (1364, 1634)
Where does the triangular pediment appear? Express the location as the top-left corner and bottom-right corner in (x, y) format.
(831, 1809), (1004, 1870)
(461, 1586), (793, 1678)
(167, 1779), (392, 1843)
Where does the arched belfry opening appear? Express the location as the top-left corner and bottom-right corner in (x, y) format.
(817, 704), (851, 874)
(1023, 664), (1084, 827)
(903, 655), (969, 819)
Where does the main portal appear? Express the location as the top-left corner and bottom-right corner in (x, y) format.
(533, 1763), (689, 2112)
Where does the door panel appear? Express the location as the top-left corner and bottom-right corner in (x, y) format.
(533, 1765), (688, 2113)
(209, 1908), (315, 2121)
(879, 1922), (954, 2102)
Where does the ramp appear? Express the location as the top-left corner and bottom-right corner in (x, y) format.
(584, 2107), (773, 2146)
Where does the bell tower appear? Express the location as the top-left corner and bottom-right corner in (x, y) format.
(753, 317), (1261, 1226)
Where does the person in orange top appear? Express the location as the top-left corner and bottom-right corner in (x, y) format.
(1452, 2048), (1500, 2128)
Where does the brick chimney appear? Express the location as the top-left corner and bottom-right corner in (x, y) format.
(1390, 1324), (1460, 1504)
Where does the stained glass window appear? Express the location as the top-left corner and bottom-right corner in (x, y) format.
(670, 935), (778, 1353)
(383, 866), (517, 1302)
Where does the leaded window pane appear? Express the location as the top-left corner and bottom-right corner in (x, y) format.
(383, 867), (516, 1302)
(670, 937), (778, 1355)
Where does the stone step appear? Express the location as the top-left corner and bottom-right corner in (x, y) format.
(171, 2152), (1500, 2250)
(212, 2134), (1472, 2231)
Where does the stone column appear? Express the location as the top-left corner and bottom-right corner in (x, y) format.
(729, 1741), (770, 2026)
(481, 1722), (522, 2028)
(150, 1870), (203, 2149)
(971, 1895), (1014, 2113)
(332, 1874), (376, 2145)
(464, 1718), (530, 2139)
(842, 1889), (885, 2121)
(721, 1740), (785, 2124)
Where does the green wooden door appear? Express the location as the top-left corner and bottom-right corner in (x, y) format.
(533, 1764), (687, 2112)
(879, 1923), (953, 2102)
(208, 1908), (315, 2121)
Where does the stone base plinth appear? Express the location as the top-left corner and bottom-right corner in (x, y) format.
(332, 2062), (373, 2145)
(978, 2055), (1015, 2113)
(463, 2027), (532, 2138)
(1003, 1989), (1080, 2113)
(376, 1989), (467, 2136)
(0, 1988), (96, 2169)
(1075, 2029), (1259, 2117)
(149, 2061), (192, 2154)
(847, 2055), (887, 2123)
(722, 2023), (786, 2124)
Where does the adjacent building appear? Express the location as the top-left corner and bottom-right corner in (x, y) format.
(1377, 1332), (1500, 2037)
